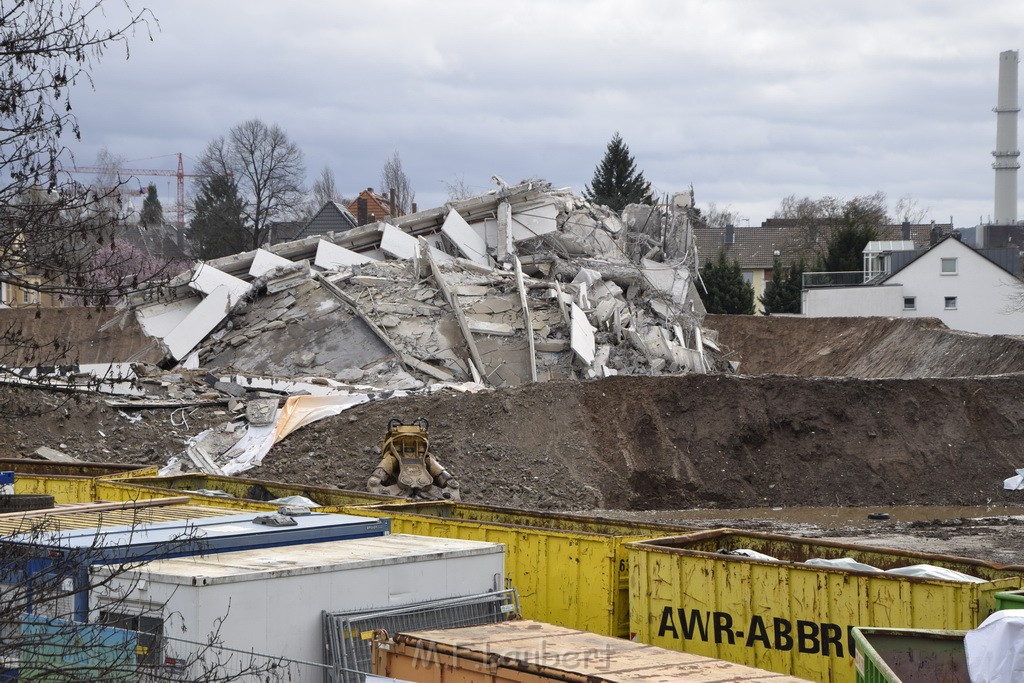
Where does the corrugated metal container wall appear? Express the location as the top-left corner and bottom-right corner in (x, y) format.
(373, 620), (814, 682)
(628, 530), (1022, 683)
(0, 458), (154, 479)
(13, 473), (95, 503)
(6, 461), (158, 503)
(340, 500), (694, 637)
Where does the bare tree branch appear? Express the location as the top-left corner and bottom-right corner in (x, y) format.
(195, 119), (306, 250)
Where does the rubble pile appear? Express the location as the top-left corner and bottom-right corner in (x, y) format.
(129, 179), (722, 396)
(6, 179), (727, 476)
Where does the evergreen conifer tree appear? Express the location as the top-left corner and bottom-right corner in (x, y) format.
(139, 183), (164, 227)
(583, 132), (653, 211)
(187, 174), (249, 260)
(699, 250), (755, 314)
(760, 257), (804, 314)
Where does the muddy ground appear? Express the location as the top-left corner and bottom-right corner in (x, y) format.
(4, 315), (1024, 565)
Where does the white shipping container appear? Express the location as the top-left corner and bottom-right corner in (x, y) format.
(89, 534), (505, 674)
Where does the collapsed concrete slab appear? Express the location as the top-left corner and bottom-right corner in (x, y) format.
(314, 240), (378, 269)
(123, 177), (722, 396)
(189, 263), (251, 305)
(165, 284), (234, 361)
(249, 248), (296, 277)
(441, 209), (490, 267)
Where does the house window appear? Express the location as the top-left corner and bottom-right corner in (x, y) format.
(944, 296), (957, 310)
(741, 272), (753, 285)
(941, 257), (958, 274)
(903, 297), (916, 310)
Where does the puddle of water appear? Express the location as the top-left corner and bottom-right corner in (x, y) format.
(590, 505), (1024, 531)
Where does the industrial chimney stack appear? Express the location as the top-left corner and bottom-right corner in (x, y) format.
(992, 50), (1020, 228)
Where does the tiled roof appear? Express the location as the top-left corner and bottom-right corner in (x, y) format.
(292, 201), (358, 241)
(695, 220), (951, 270)
(347, 188), (393, 225)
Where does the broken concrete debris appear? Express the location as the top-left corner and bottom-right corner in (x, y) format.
(0, 179), (727, 477)
(121, 178), (721, 392)
(33, 446), (80, 463)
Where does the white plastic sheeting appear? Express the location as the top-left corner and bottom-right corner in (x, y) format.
(1004, 468), (1024, 490)
(966, 609), (1024, 683)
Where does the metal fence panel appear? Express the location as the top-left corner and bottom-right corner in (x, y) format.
(323, 589), (520, 683)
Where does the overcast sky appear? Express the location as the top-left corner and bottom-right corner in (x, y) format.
(68, 1), (1023, 228)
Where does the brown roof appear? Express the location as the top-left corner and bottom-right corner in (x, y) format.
(695, 220), (951, 270)
(347, 188), (393, 226)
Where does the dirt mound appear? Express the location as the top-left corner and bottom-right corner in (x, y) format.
(262, 374), (1024, 511)
(5, 373), (1024, 513)
(706, 314), (1024, 378)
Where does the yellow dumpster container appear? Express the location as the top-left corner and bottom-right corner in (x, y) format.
(1, 459), (156, 503)
(341, 500), (695, 637)
(121, 473), (392, 507)
(0, 458), (152, 478)
(628, 529), (1022, 683)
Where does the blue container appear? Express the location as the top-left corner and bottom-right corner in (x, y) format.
(0, 472), (13, 485)
(2, 511), (390, 621)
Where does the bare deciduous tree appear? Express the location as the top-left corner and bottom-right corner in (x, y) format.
(302, 166), (349, 219)
(891, 194), (930, 225)
(700, 202), (743, 231)
(444, 174), (474, 202)
(379, 151), (415, 215)
(195, 119), (306, 250)
(0, 2), (161, 306)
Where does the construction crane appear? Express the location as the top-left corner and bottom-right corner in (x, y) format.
(72, 153), (215, 232)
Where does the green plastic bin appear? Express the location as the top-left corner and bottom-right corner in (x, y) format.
(852, 627), (969, 683)
(995, 589), (1024, 611)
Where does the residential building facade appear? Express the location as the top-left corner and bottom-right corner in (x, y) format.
(802, 236), (1024, 335)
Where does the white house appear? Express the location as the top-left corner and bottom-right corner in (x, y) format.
(802, 236), (1024, 336)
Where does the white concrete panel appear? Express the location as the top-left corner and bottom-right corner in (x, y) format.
(248, 249), (295, 277)
(189, 264), (250, 305)
(480, 218), (498, 250)
(380, 223), (418, 260)
(442, 209), (490, 267)
(570, 302), (596, 365)
(314, 240), (379, 269)
(642, 258), (689, 303)
(511, 201), (559, 241)
(135, 295), (202, 339)
(381, 224), (453, 262)
(164, 285), (233, 360)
